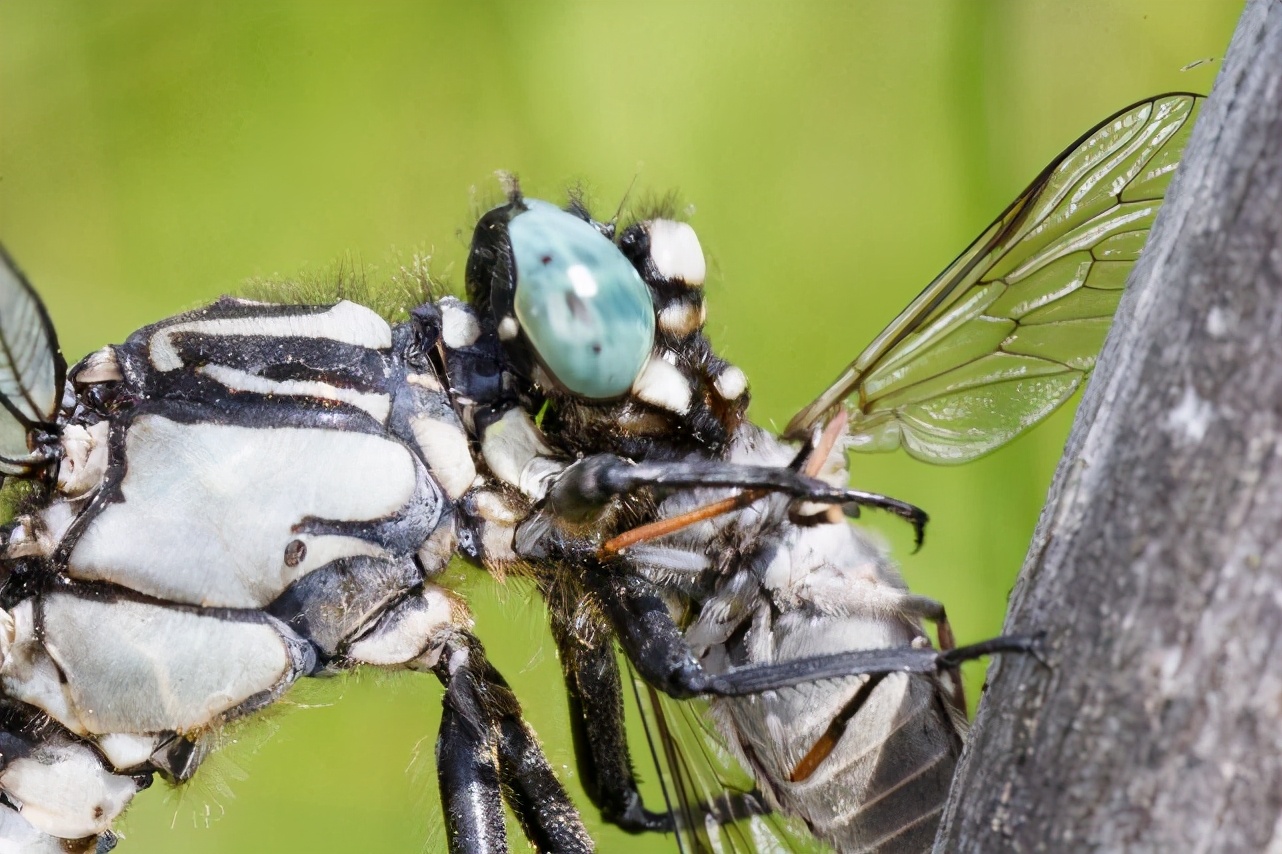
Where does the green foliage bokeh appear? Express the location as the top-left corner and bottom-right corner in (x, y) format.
(0, 3), (1239, 852)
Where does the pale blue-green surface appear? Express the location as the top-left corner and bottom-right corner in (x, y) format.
(0, 3), (1241, 852)
(510, 200), (655, 398)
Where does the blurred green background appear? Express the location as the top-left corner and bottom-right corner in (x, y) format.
(0, 2), (1239, 852)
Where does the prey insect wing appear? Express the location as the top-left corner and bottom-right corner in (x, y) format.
(0, 245), (66, 478)
(785, 93), (1203, 461)
(627, 662), (824, 854)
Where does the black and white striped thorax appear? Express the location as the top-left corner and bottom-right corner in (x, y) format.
(0, 293), (500, 850)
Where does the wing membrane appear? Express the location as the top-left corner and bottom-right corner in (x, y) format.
(784, 94), (1202, 463)
(0, 245), (66, 476)
(626, 661), (827, 854)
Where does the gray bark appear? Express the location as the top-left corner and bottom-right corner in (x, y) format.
(934, 2), (1282, 853)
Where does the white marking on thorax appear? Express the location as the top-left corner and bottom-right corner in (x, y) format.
(647, 220), (706, 286)
(66, 416), (420, 608)
(57, 421), (110, 498)
(713, 365), (747, 401)
(409, 414), (477, 499)
(0, 740), (139, 838)
(346, 586), (457, 668)
(657, 303), (703, 337)
(481, 408), (564, 500)
(71, 346), (122, 384)
(441, 302), (481, 348)
(95, 733), (160, 771)
(498, 315), (519, 341)
(630, 353), (692, 415)
(5, 594), (295, 735)
(199, 363), (392, 423)
(148, 300), (391, 371)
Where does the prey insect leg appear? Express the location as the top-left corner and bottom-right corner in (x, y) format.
(898, 593), (968, 713)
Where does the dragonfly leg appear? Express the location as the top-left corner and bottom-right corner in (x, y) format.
(587, 568), (1041, 698)
(550, 613), (674, 833)
(433, 631), (594, 854)
(432, 632), (510, 854)
(542, 453), (927, 552)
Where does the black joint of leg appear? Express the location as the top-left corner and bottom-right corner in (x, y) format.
(604, 791), (675, 834)
(938, 632), (1047, 669)
(662, 660), (708, 700)
(547, 454), (634, 521)
(840, 490), (929, 550)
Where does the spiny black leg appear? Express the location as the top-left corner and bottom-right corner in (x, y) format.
(839, 489), (928, 550)
(701, 634), (1047, 697)
(495, 716), (595, 853)
(434, 635), (509, 854)
(436, 631), (594, 854)
(480, 659), (594, 853)
(582, 570), (716, 701)
(586, 568), (1042, 698)
(547, 453), (927, 543)
(549, 612), (672, 833)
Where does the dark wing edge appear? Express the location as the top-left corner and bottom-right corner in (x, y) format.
(783, 93), (1204, 464)
(0, 244), (66, 478)
(625, 660), (829, 854)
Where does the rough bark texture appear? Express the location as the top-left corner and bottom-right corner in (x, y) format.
(935, 3), (1282, 852)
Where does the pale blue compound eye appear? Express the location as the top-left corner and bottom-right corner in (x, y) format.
(509, 200), (656, 399)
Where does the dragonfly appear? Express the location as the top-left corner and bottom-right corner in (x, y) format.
(452, 92), (1202, 853)
(0, 92), (1200, 853)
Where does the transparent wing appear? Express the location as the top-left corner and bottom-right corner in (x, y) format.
(0, 245), (66, 477)
(784, 94), (1203, 463)
(626, 661), (828, 854)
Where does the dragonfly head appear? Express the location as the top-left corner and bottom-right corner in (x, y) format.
(467, 186), (745, 453)
(467, 195), (656, 401)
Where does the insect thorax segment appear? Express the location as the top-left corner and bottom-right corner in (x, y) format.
(0, 296), (480, 847)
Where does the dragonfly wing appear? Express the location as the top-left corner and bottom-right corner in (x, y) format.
(784, 94), (1203, 464)
(0, 245), (65, 477)
(626, 661), (828, 854)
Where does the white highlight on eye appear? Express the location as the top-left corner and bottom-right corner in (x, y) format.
(441, 303), (481, 348)
(1163, 384), (1214, 443)
(647, 220), (706, 286)
(566, 264), (599, 298)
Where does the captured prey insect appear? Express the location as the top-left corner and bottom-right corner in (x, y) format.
(453, 93), (1202, 853)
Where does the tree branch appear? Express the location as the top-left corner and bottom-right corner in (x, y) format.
(935, 2), (1282, 851)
